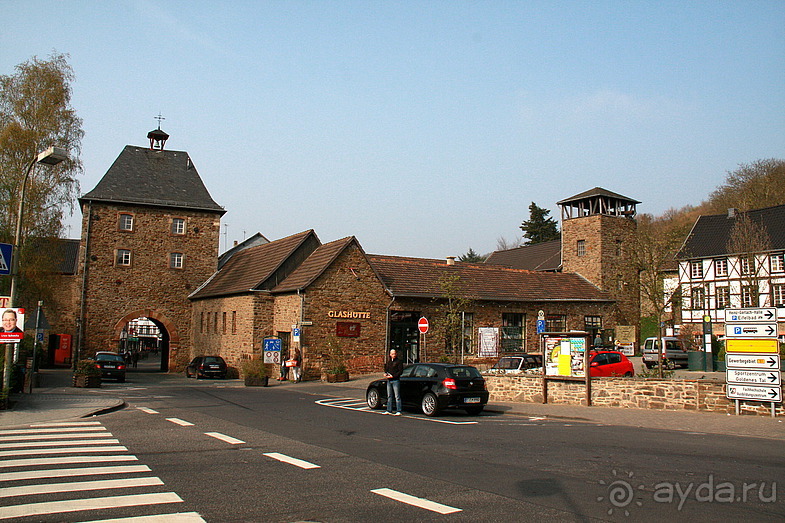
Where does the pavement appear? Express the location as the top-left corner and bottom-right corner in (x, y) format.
(2, 367), (784, 441)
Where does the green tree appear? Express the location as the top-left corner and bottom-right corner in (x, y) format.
(458, 248), (486, 263)
(436, 273), (473, 362)
(0, 52), (83, 297)
(519, 202), (559, 244)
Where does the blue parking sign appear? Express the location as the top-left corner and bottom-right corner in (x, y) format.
(0, 243), (12, 275)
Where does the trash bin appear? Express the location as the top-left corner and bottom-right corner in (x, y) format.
(687, 351), (705, 371)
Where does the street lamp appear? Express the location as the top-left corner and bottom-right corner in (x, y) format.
(3, 146), (69, 393)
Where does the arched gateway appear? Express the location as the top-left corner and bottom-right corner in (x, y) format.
(113, 311), (179, 372)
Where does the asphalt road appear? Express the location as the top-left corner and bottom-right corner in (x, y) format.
(5, 371), (783, 522)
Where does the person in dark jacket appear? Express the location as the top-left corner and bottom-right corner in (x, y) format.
(384, 349), (404, 415)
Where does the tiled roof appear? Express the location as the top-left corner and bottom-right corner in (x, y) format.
(218, 233), (270, 269)
(557, 187), (640, 205)
(190, 230), (318, 299)
(273, 236), (358, 293)
(80, 146), (225, 214)
(367, 255), (612, 302)
(485, 239), (562, 271)
(677, 205), (785, 259)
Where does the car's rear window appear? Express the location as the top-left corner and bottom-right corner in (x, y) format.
(449, 366), (482, 379)
(203, 357), (224, 364)
(97, 354), (124, 362)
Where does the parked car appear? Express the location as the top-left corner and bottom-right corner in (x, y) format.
(93, 351), (126, 382)
(489, 354), (543, 373)
(366, 363), (489, 416)
(186, 356), (228, 379)
(642, 337), (689, 369)
(589, 350), (634, 377)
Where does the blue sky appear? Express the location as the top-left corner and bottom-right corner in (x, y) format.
(2, 1), (783, 258)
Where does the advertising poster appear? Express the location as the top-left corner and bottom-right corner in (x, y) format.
(0, 307), (25, 343)
(544, 336), (586, 377)
(478, 327), (499, 357)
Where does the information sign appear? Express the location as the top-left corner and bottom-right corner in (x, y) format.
(263, 337), (282, 364)
(726, 384), (782, 403)
(724, 308), (777, 323)
(726, 369), (781, 386)
(726, 338), (779, 354)
(724, 323), (778, 338)
(726, 353), (780, 371)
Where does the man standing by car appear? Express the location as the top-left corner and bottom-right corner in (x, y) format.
(384, 349), (403, 415)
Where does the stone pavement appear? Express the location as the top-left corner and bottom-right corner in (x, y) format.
(2, 368), (783, 441)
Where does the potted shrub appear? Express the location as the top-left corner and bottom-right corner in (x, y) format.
(241, 357), (269, 387)
(73, 359), (102, 388)
(325, 338), (349, 383)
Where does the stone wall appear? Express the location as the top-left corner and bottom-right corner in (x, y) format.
(486, 375), (784, 417)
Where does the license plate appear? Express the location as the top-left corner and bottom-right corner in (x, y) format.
(208, 365), (219, 369)
(104, 365), (116, 369)
(464, 397), (481, 404)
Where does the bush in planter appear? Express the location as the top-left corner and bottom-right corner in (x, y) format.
(325, 338), (349, 382)
(241, 357), (268, 386)
(73, 359), (102, 387)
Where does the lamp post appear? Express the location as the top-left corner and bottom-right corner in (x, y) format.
(3, 146), (69, 394)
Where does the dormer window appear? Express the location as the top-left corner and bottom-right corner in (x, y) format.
(118, 213), (134, 232)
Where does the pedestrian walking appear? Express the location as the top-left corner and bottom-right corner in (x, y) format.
(291, 348), (302, 382)
(132, 351), (139, 368)
(384, 349), (403, 415)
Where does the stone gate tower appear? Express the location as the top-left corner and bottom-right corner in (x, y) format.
(558, 187), (640, 329)
(75, 128), (225, 370)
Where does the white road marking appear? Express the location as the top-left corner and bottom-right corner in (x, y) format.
(0, 465), (151, 482)
(204, 432), (244, 445)
(30, 421), (103, 427)
(0, 476), (163, 498)
(79, 512), (206, 522)
(0, 426), (107, 435)
(166, 418), (194, 427)
(0, 455), (138, 469)
(0, 445), (127, 458)
(0, 492), (184, 520)
(263, 452), (320, 469)
(137, 407), (159, 414)
(371, 488), (462, 514)
(315, 398), (478, 424)
(0, 439), (119, 449)
(0, 432), (114, 442)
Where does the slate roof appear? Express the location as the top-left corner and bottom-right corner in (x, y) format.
(272, 236), (359, 293)
(80, 146), (225, 214)
(557, 187), (641, 205)
(677, 204), (785, 259)
(218, 233), (270, 269)
(190, 230), (318, 299)
(485, 239), (562, 271)
(367, 255), (612, 303)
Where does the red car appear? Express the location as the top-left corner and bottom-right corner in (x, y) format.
(589, 351), (634, 377)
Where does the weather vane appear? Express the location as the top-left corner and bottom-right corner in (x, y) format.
(155, 112), (165, 129)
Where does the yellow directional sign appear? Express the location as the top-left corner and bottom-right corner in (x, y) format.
(726, 338), (779, 354)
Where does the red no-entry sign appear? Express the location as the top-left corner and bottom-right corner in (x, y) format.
(418, 316), (429, 334)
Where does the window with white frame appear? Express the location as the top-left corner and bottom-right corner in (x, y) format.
(773, 284), (785, 306)
(772, 253), (784, 273)
(742, 285), (757, 307)
(690, 261), (703, 279)
(714, 258), (728, 277)
(576, 240), (586, 257)
(169, 252), (184, 269)
(740, 256), (755, 275)
(171, 218), (186, 235)
(116, 249), (131, 266)
(118, 213), (134, 231)
(716, 286), (730, 309)
(690, 286), (705, 310)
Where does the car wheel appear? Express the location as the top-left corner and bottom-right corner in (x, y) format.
(465, 405), (484, 416)
(623, 371), (633, 377)
(644, 362), (654, 369)
(366, 388), (383, 410)
(665, 359), (676, 370)
(421, 392), (440, 417)
(195, 372), (202, 379)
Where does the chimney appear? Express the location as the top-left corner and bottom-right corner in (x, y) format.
(727, 208), (737, 219)
(446, 256), (456, 266)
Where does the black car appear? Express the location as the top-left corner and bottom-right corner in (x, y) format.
(186, 356), (228, 379)
(93, 351), (126, 382)
(366, 363), (489, 416)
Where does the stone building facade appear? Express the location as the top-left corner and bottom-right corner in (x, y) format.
(75, 137), (224, 370)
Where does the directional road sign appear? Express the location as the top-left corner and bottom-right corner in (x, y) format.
(726, 353), (781, 371)
(726, 384), (782, 403)
(724, 308), (777, 323)
(725, 323), (778, 338)
(726, 369), (781, 386)
(726, 338), (779, 354)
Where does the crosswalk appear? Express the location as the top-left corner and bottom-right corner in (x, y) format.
(0, 420), (203, 522)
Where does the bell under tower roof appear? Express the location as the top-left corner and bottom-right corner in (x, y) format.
(557, 187), (640, 220)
